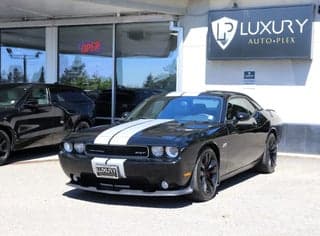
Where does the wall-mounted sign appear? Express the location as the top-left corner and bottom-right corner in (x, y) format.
(243, 71), (256, 84)
(244, 71), (255, 80)
(207, 5), (314, 60)
(79, 40), (102, 54)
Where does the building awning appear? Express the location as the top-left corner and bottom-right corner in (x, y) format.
(0, 0), (187, 23)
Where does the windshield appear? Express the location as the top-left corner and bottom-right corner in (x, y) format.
(0, 85), (29, 107)
(127, 96), (223, 122)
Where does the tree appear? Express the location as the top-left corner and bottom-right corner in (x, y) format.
(143, 59), (176, 91)
(143, 74), (155, 88)
(60, 56), (89, 89)
(13, 68), (23, 83)
(38, 66), (45, 83)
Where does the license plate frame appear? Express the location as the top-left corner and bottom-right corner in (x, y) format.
(93, 164), (119, 179)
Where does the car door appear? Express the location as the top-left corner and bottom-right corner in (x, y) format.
(48, 87), (74, 143)
(13, 85), (64, 148)
(225, 96), (261, 172)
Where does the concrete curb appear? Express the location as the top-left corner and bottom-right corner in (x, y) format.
(278, 152), (320, 159)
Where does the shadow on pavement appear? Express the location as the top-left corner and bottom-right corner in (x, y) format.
(63, 189), (193, 208)
(7, 145), (59, 164)
(218, 169), (259, 192)
(63, 169), (259, 208)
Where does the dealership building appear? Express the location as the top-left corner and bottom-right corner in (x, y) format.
(0, 0), (319, 154)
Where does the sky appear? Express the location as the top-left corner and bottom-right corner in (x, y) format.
(1, 47), (46, 82)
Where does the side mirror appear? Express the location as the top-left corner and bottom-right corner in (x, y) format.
(235, 111), (250, 121)
(24, 99), (39, 109)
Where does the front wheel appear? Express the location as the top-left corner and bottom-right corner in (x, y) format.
(256, 133), (277, 173)
(0, 130), (11, 165)
(190, 148), (219, 202)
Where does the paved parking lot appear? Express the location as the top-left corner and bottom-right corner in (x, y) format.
(0, 148), (319, 236)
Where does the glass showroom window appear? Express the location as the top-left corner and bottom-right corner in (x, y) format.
(115, 22), (177, 117)
(116, 22), (177, 91)
(0, 28), (46, 83)
(58, 25), (113, 91)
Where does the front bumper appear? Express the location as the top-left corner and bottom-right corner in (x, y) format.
(59, 151), (194, 196)
(67, 183), (193, 196)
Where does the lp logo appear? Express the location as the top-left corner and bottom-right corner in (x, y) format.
(211, 17), (238, 50)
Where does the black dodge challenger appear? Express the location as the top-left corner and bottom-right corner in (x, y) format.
(59, 91), (282, 202)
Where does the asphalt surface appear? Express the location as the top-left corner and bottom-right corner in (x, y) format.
(0, 148), (319, 236)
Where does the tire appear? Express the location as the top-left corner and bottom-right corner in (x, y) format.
(190, 148), (219, 202)
(256, 133), (277, 173)
(74, 121), (90, 132)
(0, 130), (11, 165)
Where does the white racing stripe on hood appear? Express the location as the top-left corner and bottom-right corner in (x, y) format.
(94, 119), (153, 144)
(109, 119), (173, 145)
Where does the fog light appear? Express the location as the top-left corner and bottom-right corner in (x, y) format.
(72, 175), (79, 182)
(161, 181), (169, 190)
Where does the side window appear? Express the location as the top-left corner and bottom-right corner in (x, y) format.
(51, 88), (91, 104)
(27, 87), (49, 105)
(227, 97), (256, 120)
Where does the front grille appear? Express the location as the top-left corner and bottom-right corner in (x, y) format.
(78, 173), (157, 191)
(85, 144), (149, 158)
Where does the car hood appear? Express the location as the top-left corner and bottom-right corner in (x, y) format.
(66, 119), (222, 147)
(0, 107), (18, 121)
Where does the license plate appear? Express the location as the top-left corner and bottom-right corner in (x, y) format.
(91, 157), (126, 179)
(94, 165), (119, 179)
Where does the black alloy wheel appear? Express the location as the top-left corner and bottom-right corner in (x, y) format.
(191, 148), (219, 202)
(74, 121), (90, 132)
(0, 130), (10, 165)
(256, 133), (277, 173)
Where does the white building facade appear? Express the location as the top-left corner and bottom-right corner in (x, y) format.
(0, 0), (319, 154)
(180, 0), (320, 154)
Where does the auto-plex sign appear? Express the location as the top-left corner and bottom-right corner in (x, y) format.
(207, 5), (314, 60)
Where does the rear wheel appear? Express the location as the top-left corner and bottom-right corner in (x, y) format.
(0, 130), (10, 165)
(74, 121), (90, 132)
(191, 148), (219, 202)
(256, 133), (277, 173)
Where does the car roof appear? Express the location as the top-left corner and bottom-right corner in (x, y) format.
(200, 90), (250, 98)
(165, 90), (250, 99)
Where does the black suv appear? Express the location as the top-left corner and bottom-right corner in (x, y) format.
(88, 88), (163, 124)
(0, 83), (95, 165)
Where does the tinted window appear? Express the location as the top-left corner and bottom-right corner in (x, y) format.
(227, 97), (256, 120)
(51, 88), (91, 103)
(26, 87), (49, 105)
(0, 84), (29, 106)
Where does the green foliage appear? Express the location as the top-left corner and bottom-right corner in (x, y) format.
(60, 56), (176, 92)
(60, 56), (111, 90)
(143, 59), (176, 92)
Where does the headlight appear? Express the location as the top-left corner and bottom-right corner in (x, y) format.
(74, 143), (85, 154)
(165, 146), (179, 158)
(63, 142), (73, 153)
(151, 146), (164, 157)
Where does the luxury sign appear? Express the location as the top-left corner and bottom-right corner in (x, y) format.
(207, 5), (314, 59)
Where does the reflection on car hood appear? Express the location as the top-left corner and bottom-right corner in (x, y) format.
(0, 107), (18, 120)
(68, 119), (222, 146)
